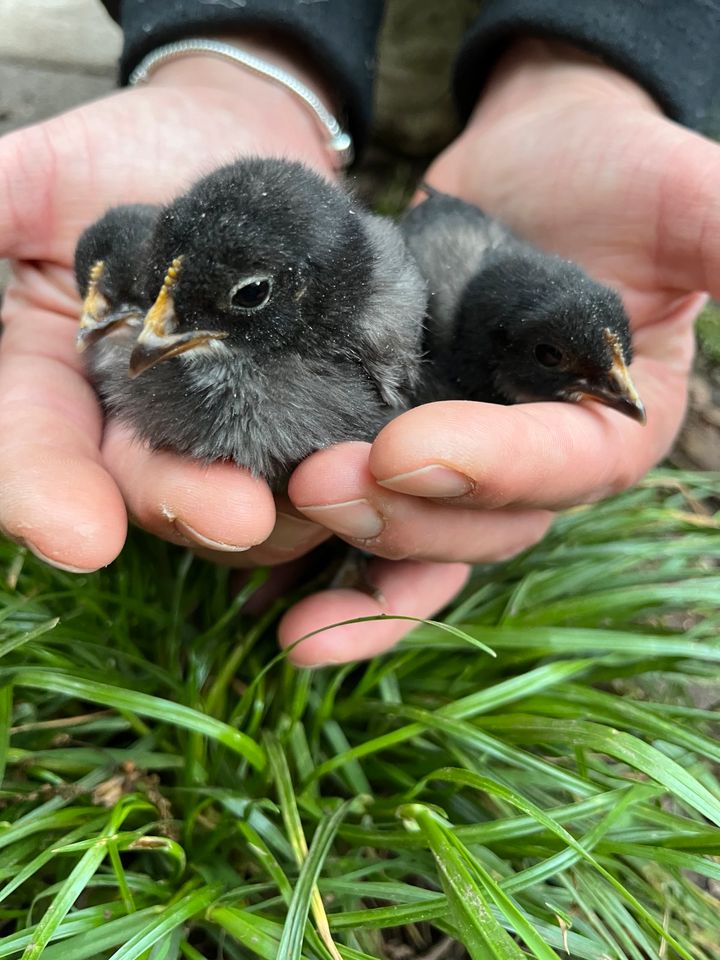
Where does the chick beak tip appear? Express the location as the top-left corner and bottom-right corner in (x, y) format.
(128, 331), (228, 378)
(604, 337), (646, 425)
(624, 395), (647, 425)
(77, 311), (142, 352)
(569, 337), (646, 424)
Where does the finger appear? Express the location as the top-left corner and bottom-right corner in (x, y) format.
(278, 558), (470, 666)
(102, 422), (278, 552)
(0, 94), (177, 262)
(650, 125), (720, 298)
(0, 288), (127, 571)
(193, 507), (331, 568)
(368, 350), (688, 512)
(290, 442), (552, 562)
(0, 113), (101, 262)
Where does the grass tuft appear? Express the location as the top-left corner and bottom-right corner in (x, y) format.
(0, 468), (718, 958)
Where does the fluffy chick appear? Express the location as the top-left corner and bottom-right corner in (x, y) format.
(402, 187), (645, 423)
(77, 158), (426, 489)
(75, 203), (160, 351)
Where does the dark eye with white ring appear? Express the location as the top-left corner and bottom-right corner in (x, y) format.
(534, 343), (564, 368)
(229, 276), (272, 310)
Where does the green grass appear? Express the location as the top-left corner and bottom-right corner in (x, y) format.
(0, 468), (719, 959)
(696, 301), (720, 362)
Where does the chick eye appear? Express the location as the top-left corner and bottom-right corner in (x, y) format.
(534, 343), (564, 368)
(229, 277), (272, 310)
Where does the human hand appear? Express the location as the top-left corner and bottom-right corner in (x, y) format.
(0, 43), (342, 574)
(285, 38), (708, 663)
(0, 45), (470, 662)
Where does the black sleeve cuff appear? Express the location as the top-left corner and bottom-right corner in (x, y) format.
(101, 1), (384, 153)
(454, 1), (720, 135)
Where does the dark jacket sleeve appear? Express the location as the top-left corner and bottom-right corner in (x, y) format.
(454, 1), (720, 135)
(100, 1), (384, 151)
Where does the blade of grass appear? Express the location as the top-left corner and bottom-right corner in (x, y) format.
(400, 804), (526, 960)
(277, 800), (356, 960)
(265, 733), (343, 960)
(19, 835), (111, 960)
(7, 669), (265, 770)
(476, 715), (720, 826)
(0, 617), (60, 659)
(107, 884), (221, 960)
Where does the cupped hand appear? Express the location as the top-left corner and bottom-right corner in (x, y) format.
(0, 51), (339, 572)
(286, 39), (712, 662)
(0, 50), (468, 663)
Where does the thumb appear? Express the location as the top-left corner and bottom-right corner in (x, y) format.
(0, 110), (104, 263)
(0, 122), (63, 260)
(653, 126), (720, 299)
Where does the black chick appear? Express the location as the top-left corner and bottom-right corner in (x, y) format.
(76, 158), (426, 490)
(75, 204), (160, 351)
(402, 188), (646, 423)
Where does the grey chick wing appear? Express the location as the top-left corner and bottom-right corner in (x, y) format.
(80, 158), (427, 490)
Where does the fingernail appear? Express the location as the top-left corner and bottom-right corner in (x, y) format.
(173, 518), (251, 553)
(294, 658), (342, 670)
(26, 543), (97, 574)
(377, 465), (473, 498)
(267, 512), (325, 552)
(300, 498), (384, 540)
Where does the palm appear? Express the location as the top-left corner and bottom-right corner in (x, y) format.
(418, 95), (714, 481)
(429, 98), (708, 326)
(5, 86), (330, 264)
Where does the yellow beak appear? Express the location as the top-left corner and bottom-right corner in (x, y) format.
(128, 257), (227, 378)
(564, 329), (646, 424)
(77, 261), (142, 351)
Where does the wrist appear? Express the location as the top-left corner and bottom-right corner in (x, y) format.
(470, 38), (661, 129)
(141, 34), (340, 172)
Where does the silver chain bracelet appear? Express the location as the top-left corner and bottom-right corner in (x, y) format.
(128, 38), (354, 168)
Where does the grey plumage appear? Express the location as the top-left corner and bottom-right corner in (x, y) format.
(402, 188), (646, 422)
(76, 159), (426, 489)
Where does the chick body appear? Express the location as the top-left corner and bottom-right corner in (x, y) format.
(403, 189), (645, 422)
(77, 159), (426, 489)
